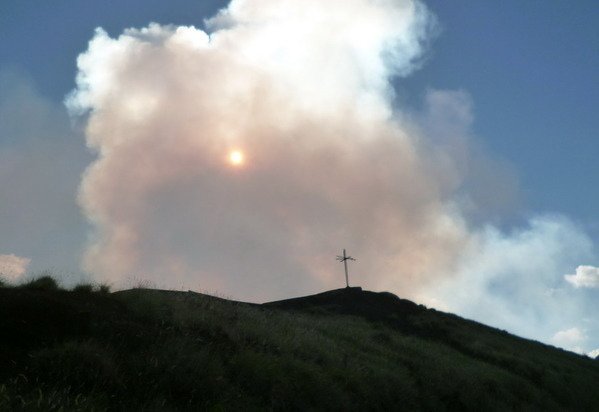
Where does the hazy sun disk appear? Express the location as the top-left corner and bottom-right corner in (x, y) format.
(228, 150), (245, 166)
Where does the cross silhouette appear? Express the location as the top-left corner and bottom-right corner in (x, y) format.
(336, 249), (356, 288)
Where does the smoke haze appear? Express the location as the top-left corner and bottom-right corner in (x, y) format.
(0, 71), (91, 279)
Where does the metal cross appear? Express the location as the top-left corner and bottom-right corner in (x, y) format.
(336, 249), (356, 288)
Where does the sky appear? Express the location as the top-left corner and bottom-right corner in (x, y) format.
(1, 0), (598, 356)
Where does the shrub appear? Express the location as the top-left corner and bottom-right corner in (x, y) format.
(21, 275), (59, 291)
(98, 284), (111, 294)
(132, 278), (156, 289)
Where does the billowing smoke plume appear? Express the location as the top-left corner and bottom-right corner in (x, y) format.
(68, 0), (472, 299)
(67, 0), (599, 353)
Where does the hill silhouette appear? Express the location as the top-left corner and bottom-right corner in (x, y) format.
(1, 279), (598, 410)
(264, 287), (423, 318)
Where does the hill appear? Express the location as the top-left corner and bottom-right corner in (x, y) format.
(1, 282), (598, 410)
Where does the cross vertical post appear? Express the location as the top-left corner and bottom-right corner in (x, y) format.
(336, 249), (356, 288)
(343, 249), (349, 287)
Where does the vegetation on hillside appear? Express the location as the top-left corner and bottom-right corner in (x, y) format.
(0, 278), (598, 411)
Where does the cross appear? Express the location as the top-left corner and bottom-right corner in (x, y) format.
(336, 249), (356, 288)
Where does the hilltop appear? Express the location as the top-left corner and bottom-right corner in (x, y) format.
(1, 281), (598, 410)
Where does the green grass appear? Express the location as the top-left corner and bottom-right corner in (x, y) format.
(0, 281), (598, 411)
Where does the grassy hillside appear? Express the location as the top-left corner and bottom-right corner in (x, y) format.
(1, 279), (598, 411)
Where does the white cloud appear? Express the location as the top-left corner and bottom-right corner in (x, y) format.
(0, 254), (30, 281)
(551, 327), (586, 354)
(588, 348), (599, 359)
(565, 265), (599, 288)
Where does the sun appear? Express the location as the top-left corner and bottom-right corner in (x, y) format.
(227, 150), (245, 167)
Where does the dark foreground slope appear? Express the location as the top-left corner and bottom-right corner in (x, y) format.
(1, 285), (598, 411)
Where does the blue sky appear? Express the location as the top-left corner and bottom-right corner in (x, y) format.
(1, 1), (598, 354)
(414, 1), (599, 227)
